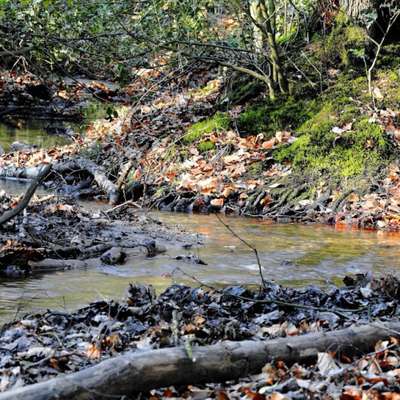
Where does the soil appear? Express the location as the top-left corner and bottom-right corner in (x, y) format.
(0, 192), (200, 277)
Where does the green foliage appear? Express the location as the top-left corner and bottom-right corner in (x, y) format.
(0, 0), (141, 78)
(275, 117), (392, 179)
(237, 97), (319, 137)
(183, 113), (230, 144)
(197, 140), (216, 152)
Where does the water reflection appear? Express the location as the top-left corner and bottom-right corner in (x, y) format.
(0, 183), (399, 323)
(0, 120), (70, 151)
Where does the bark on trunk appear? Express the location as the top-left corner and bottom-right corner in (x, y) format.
(342, 0), (373, 19)
(340, 0), (400, 42)
(0, 321), (399, 400)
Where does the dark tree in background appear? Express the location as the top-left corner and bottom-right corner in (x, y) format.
(341, 0), (400, 40)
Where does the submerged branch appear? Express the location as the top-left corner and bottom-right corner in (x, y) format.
(0, 164), (52, 226)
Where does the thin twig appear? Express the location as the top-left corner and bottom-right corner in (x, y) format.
(173, 266), (357, 320)
(215, 213), (267, 288)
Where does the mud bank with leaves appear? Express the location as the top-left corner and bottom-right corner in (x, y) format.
(0, 189), (199, 278)
(2, 60), (400, 230)
(0, 274), (400, 398)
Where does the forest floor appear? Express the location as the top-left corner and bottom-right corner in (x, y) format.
(1, 44), (400, 398)
(1, 57), (400, 231)
(0, 274), (400, 398)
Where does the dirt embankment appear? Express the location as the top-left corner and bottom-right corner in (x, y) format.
(1, 68), (400, 231)
(0, 190), (199, 278)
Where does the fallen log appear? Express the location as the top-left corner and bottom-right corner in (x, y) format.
(0, 161), (77, 180)
(0, 164), (52, 226)
(74, 157), (119, 204)
(0, 158), (120, 204)
(0, 165), (48, 180)
(28, 258), (98, 271)
(1, 321), (400, 400)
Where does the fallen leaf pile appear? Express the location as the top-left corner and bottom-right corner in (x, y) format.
(147, 339), (400, 399)
(0, 274), (399, 393)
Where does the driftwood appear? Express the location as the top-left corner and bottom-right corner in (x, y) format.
(0, 164), (52, 226)
(1, 321), (400, 400)
(28, 258), (98, 271)
(116, 160), (134, 190)
(0, 158), (120, 204)
(74, 157), (120, 204)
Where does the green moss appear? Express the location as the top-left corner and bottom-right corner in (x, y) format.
(183, 112), (230, 144)
(237, 105), (268, 135)
(275, 118), (392, 179)
(197, 140), (216, 152)
(237, 97), (319, 137)
(248, 161), (263, 177)
(377, 44), (400, 69)
(189, 80), (219, 98)
(227, 77), (264, 105)
(297, 103), (337, 134)
(334, 10), (349, 27)
(315, 23), (366, 68)
(338, 105), (359, 125)
(374, 69), (400, 107)
(344, 26), (366, 43)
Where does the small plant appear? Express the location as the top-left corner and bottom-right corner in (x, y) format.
(183, 113), (230, 144)
(197, 140), (216, 153)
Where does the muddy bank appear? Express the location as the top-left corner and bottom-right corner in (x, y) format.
(0, 72), (128, 124)
(0, 273), (398, 396)
(0, 73), (81, 123)
(1, 69), (399, 231)
(0, 191), (199, 277)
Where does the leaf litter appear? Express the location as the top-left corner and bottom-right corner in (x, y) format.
(0, 274), (399, 397)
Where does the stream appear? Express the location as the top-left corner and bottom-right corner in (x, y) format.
(1, 122), (400, 323)
(0, 120), (70, 151)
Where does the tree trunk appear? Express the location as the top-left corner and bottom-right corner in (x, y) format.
(1, 321), (399, 400)
(341, 0), (373, 19)
(249, 0), (288, 98)
(0, 159), (120, 205)
(0, 164), (52, 226)
(341, 0), (400, 41)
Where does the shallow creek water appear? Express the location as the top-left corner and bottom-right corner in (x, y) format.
(1, 125), (400, 323)
(1, 177), (400, 323)
(0, 121), (70, 151)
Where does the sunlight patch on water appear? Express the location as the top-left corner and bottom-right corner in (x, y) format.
(1, 186), (400, 322)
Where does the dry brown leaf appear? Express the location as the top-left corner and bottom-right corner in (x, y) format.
(86, 343), (101, 359)
(341, 387), (362, 400)
(262, 138), (276, 149)
(215, 390), (230, 400)
(210, 198), (224, 207)
(268, 393), (286, 400)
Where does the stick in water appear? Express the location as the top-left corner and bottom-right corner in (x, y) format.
(0, 163), (52, 226)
